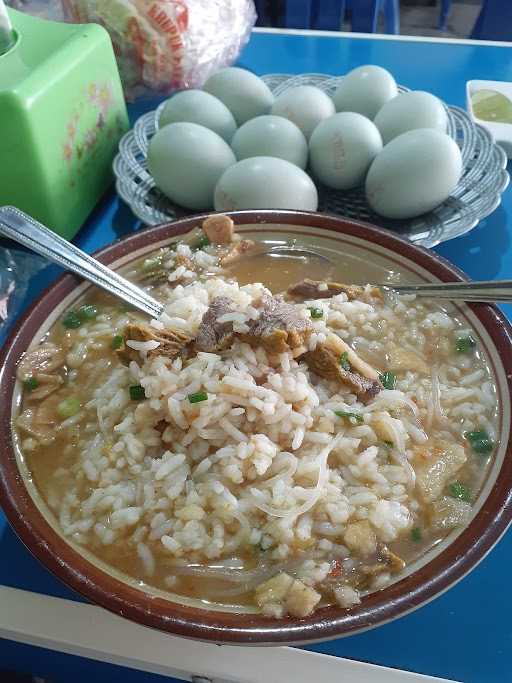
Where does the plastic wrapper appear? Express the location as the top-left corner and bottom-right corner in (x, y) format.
(0, 248), (45, 333)
(61, 0), (257, 100)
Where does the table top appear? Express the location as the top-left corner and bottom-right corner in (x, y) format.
(2, 28), (512, 683)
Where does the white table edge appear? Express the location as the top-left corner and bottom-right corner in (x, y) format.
(0, 585), (457, 682)
(253, 26), (512, 48)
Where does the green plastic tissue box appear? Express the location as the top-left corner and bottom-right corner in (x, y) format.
(0, 9), (129, 239)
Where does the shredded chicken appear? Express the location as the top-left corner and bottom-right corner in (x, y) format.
(287, 279), (383, 303)
(118, 323), (192, 363)
(202, 214), (235, 244)
(240, 294), (312, 354)
(17, 342), (65, 381)
(195, 297), (235, 353)
(220, 239), (257, 267)
(303, 333), (381, 403)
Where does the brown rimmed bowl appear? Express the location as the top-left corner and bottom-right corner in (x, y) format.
(1, 210), (512, 645)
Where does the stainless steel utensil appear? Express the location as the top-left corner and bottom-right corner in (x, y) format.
(0, 206), (164, 318)
(1, 206), (512, 308)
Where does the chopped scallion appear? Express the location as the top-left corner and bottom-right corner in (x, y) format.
(308, 307), (323, 319)
(339, 351), (351, 371)
(62, 310), (82, 329)
(129, 385), (146, 401)
(456, 335), (476, 353)
(77, 304), (98, 321)
(57, 397), (81, 419)
(194, 235), (210, 250)
(24, 377), (39, 391)
(379, 371), (396, 390)
(142, 255), (164, 272)
(111, 334), (124, 350)
(411, 527), (422, 542)
(465, 429), (494, 455)
(449, 481), (471, 502)
(382, 440), (394, 449)
(188, 391), (208, 404)
(335, 410), (363, 425)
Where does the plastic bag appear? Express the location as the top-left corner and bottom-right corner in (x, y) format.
(0, 247), (46, 333)
(61, 0), (257, 100)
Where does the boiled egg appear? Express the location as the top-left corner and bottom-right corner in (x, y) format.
(271, 85), (336, 140)
(159, 90), (237, 142)
(214, 156), (318, 211)
(332, 65), (398, 120)
(203, 67), (274, 125)
(365, 129), (462, 219)
(374, 91), (448, 144)
(231, 115), (308, 169)
(148, 122), (236, 210)
(309, 112), (383, 189)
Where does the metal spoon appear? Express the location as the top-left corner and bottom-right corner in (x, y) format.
(1, 206), (512, 308)
(0, 206), (164, 319)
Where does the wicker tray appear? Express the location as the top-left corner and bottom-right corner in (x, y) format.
(113, 73), (510, 248)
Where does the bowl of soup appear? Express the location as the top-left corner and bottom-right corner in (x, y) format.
(1, 210), (512, 644)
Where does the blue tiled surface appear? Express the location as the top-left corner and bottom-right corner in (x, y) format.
(2, 30), (512, 683)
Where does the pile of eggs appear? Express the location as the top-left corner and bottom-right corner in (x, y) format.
(148, 65), (463, 220)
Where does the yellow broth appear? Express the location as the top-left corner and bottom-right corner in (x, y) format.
(17, 243), (498, 610)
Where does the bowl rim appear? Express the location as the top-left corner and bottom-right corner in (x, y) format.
(1, 209), (512, 645)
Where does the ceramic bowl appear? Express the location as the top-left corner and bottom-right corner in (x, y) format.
(1, 210), (512, 645)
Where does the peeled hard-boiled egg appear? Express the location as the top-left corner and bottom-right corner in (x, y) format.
(148, 122), (236, 210)
(231, 115), (308, 169)
(203, 67), (274, 125)
(309, 112), (383, 190)
(365, 129), (462, 219)
(214, 156), (318, 211)
(159, 90), (237, 142)
(332, 65), (398, 120)
(271, 85), (336, 140)
(374, 91), (448, 144)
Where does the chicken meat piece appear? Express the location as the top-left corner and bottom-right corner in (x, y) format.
(220, 239), (257, 266)
(195, 296), (235, 353)
(379, 545), (406, 572)
(413, 441), (467, 503)
(17, 342), (65, 381)
(387, 345), (429, 375)
(202, 214), (235, 244)
(344, 520), (377, 557)
(118, 323), (192, 363)
(287, 279), (383, 303)
(240, 294), (312, 354)
(285, 579), (321, 618)
(303, 332), (381, 403)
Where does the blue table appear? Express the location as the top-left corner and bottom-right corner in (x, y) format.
(2, 28), (512, 683)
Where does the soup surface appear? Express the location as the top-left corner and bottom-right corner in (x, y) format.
(16, 217), (497, 618)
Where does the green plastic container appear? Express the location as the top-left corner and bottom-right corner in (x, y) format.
(0, 9), (129, 239)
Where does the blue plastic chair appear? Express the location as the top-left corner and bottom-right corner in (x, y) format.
(262, 1), (400, 34)
(471, 0), (512, 41)
(439, 0), (451, 31)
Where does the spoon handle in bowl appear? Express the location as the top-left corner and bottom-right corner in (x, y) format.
(390, 280), (512, 303)
(0, 206), (163, 319)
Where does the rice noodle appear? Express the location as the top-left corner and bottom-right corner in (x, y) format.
(250, 434), (342, 519)
(377, 414), (416, 490)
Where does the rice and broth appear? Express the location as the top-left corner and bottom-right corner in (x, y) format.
(16, 217), (497, 618)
